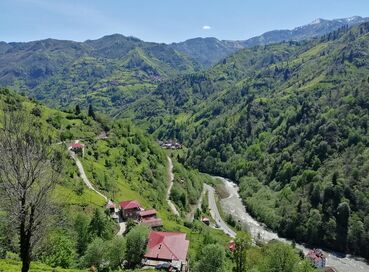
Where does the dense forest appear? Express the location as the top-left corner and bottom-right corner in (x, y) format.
(124, 23), (369, 258)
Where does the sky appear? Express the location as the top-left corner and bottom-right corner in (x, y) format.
(1, 0), (369, 43)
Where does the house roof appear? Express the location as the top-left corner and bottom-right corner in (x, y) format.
(119, 200), (141, 210)
(71, 143), (84, 149)
(144, 232), (189, 261)
(139, 209), (157, 217)
(229, 240), (236, 252)
(306, 249), (326, 263)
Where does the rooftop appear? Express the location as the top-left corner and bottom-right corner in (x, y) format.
(119, 200), (141, 210)
(145, 232), (189, 261)
(139, 209), (157, 217)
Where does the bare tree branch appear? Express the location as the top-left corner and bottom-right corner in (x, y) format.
(0, 110), (62, 272)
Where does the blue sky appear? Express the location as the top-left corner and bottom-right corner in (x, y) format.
(1, 0), (369, 43)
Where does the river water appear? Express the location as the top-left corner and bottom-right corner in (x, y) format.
(216, 176), (369, 272)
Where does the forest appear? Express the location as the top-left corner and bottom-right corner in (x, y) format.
(124, 23), (369, 258)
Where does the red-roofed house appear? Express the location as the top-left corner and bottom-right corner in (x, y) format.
(229, 240), (236, 252)
(143, 231), (189, 271)
(70, 143), (85, 156)
(139, 209), (163, 228)
(120, 200), (142, 220)
(306, 249), (326, 268)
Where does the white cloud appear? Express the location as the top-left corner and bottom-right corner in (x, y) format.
(202, 25), (212, 30)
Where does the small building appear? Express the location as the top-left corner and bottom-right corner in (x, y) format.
(306, 249), (326, 268)
(139, 209), (163, 228)
(201, 217), (210, 226)
(119, 200), (142, 220)
(106, 201), (119, 222)
(160, 140), (183, 150)
(70, 143), (85, 156)
(143, 231), (189, 272)
(229, 240), (236, 252)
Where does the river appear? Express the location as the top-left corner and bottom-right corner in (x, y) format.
(216, 176), (369, 272)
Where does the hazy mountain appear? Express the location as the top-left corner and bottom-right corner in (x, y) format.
(171, 16), (369, 67)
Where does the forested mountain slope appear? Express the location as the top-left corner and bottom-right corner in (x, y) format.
(170, 16), (369, 67)
(0, 35), (197, 114)
(124, 22), (369, 258)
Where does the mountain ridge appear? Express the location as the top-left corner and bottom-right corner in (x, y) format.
(171, 15), (369, 66)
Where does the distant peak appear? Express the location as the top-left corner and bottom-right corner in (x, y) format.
(310, 18), (325, 25)
(346, 16), (362, 22)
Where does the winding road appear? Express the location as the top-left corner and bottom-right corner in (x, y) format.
(69, 142), (126, 236)
(166, 156), (180, 216)
(216, 176), (369, 272)
(204, 184), (236, 238)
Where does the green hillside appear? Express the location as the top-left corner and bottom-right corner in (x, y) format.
(124, 23), (369, 258)
(0, 35), (197, 115)
(0, 88), (318, 271)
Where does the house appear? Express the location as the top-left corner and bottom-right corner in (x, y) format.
(139, 209), (163, 228)
(119, 200), (142, 220)
(228, 240), (236, 252)
(159, 140), (183, 150)
(70, 143), (85, 156)
(142, 231), (189, 271)
(306, 249), (326, 268)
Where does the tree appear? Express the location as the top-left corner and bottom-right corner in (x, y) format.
(307, 209), (322, 245)
(81, 238), (105, 269)
(336, 202), (350, 251)
(261, 242), (299, 272)
(74, 213), (90, 255)
(294, 260), (316, 272)
(82, 237), (126, 271)
(88, 104), (96, 120)
(125, 224), (149, 268)
(233, 233), (251, 272)
(75, 104), (81, 115)
(104, 236), (126, 270)
(195, 244), (225, 272)
(124, 218), (138, 235)
(88, 208), (112, 240)
(40, 231), (76, 268)
(0, 111), (62, 272)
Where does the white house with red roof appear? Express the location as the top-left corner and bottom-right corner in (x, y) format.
(119, 200), (142, 220)
(143, 231), (189, 271)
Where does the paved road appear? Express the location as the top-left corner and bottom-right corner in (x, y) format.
(166, 156), (180, 216)
(216, 176), (369, 272)
(204, 184), (236, 238)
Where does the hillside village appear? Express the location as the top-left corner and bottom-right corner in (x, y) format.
(2, 3), (369, 271)
(67, 139), (336, 272)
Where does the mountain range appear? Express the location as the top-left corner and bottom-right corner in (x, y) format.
(0, 16), (368, 114)
(1, 12), (369, 266)
(170, 16), (369, 66)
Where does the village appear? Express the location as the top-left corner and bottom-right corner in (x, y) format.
(70, 141), (336, 272)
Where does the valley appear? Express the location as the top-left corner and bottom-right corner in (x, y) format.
(1, 5), (369, 271)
